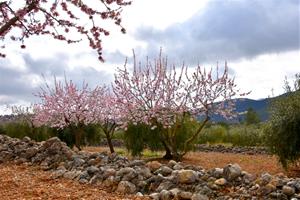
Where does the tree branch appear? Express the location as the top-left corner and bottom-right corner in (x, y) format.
(0, 1), (37, 35)
(182, 115), (210, 156)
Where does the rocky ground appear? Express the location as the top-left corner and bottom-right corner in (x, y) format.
(0, 163), (148, 200)
(1, 135), (300, 200)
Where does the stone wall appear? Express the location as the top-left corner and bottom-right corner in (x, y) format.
(195, 144), (269, 155)
(0, 135), (299, 200)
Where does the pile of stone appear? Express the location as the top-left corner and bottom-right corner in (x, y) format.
(98, 139), (124, 147)
(1, 134), (300, 200)
(196, 144), (270, 155)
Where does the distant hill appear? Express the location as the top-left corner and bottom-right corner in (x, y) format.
(233, 97), (271, 122)
(210, 93), (292, 123)
(210, 97), (271, 123)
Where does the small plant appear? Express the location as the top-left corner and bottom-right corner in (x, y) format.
(142, 149), (163, 158)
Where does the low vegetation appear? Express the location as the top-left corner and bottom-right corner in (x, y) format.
(264, 74), (300, 168)
(197, 123), (265, 147)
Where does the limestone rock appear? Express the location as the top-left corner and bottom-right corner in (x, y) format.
(282, 185), (295, 196)
(179, 191), (193, 199)
(215, 178), (227, 186)
(146, 161), (162, 172)
(178, 170), (197, 184)
(116, 181), (137, 194)
(191, 193), (209, 200)
(223, 163), (242, 181)
(159, 190), (173, 200)
(156, 166), (173, 176)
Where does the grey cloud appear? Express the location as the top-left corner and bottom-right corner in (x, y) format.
(103, 50), (127, 64)
(24, 53), (113, 86)
(24, 53), (67, 76)
(67, 66), (113, 87)
(0, 64), (37, 100)
(0, 53), (116, 108)
(134, 0), (300, 64)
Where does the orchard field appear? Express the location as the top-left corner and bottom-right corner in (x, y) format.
(0, 1), (299, 199)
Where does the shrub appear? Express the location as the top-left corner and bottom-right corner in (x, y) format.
(197, 125), (228, 144)
(123, 122), (163, 157)
(0, 124), (6, 134)
(84, 124), (103, 146)
(264, 90), (300, 168)
(2, 121), (55, 141)
(54, 124), (104, 148)
(227, 124), (264, 147)
(197, 124), (265, 147)
(1, 121), (103, 148)
(124, 117), (199, 158)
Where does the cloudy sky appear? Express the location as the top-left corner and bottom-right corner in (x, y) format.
(0, 0), (299, 114)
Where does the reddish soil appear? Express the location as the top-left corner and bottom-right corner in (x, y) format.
(84, 146), (286, 176)
(0, 163), (148, 200)
(184, 151), (284, 176)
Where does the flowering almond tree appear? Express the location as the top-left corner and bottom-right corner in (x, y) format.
(33, 78), (97, 150)
(90, 87), (123, 153)
(0, 0), (131, 61)
(113, 52), (247, 160)
(33, 78), (121, 152)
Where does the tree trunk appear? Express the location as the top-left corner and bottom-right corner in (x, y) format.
(171, 151), (183, 162)
(105, 132), (115, 153)
(75, 128), (83, 151)
(161, 140), (172, 159)
(182, 116), (210, 156)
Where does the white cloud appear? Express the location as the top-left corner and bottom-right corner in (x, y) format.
(231, 50), (300, 99)
(0, 0), (299, 114)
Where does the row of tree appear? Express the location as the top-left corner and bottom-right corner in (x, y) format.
(32, 52), (246, 160)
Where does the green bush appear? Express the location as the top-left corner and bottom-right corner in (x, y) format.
(83, 124), (103, 146)
(264, 91), (300, 168)
(1, 121), (104, 148)
(197, 125), (228, 144)
(2, 121), (56, 141)
(124, 116), (199, 158)
(124, 122), (163, 157)
(227, 124), (264, 147)
(197, 124), (264, 147)
(0, 124), (6, 134)
(51, 124), (104, 148)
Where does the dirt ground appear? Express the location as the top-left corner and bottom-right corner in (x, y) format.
(184, 151), (285, 176)
(84, 146), (286, 176)
(0, 164), (148, 200)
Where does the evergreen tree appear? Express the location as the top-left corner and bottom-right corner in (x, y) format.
(245, 107), (260, 125)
